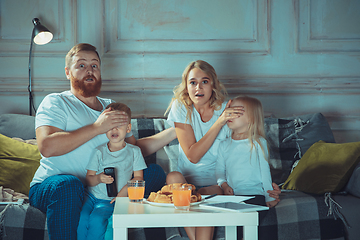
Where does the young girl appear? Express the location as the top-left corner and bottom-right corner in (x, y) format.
(165, 60), (244, 240)
(216, 95), (278, 208)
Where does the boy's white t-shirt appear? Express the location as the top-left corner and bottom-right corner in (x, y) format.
(216, 137), (275, 202)
(30, 90), (133, 187)
(86, 142), (147, 201)
(167, 100), (230, 187)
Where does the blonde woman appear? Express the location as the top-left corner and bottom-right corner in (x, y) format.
(165, 60), (244, 240)
(216, 95), (278, 208)
(165, 60), (243, 194)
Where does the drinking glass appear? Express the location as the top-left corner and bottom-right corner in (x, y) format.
(127, 180), (145, 202)
(173, 185), (192, 210)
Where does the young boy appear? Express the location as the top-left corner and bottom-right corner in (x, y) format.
(77, 102), (147, 240)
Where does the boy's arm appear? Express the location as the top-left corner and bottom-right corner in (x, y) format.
(110, 170), (144, 203)
(86, 170), (114, 187)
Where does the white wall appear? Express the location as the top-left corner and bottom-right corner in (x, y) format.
(0, 0), (359, 143)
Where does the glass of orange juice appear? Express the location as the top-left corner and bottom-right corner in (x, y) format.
(173, 185), (192, 210)
(127, 180), (145, 202)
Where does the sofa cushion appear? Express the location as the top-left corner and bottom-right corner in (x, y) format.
(345, 162), (360, 198)
(282, 140), (360, 194)
(0, 134), (41, 195)
(264, 113), (335, 185)
(0, 114), (36, 140)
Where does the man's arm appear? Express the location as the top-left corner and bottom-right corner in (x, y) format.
(37, 108), (129, 157)
(126, 127), (177, 157)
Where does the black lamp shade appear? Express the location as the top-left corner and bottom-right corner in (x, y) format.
(32, 18), (53, 45)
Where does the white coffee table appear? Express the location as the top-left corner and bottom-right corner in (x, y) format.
(113, 197), (259, 240)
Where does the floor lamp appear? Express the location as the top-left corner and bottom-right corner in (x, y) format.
(28, 18), (53, 116)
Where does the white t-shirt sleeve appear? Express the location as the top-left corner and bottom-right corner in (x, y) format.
(167, 100), (189, 127)
(133, 146), (147, 172)
(35, 94), (68, 130)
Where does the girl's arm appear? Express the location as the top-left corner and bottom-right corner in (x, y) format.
(85, 170), (114, 187)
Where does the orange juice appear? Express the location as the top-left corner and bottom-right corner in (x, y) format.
(173, 188), (191, 209)
(128, 186), (145, 201)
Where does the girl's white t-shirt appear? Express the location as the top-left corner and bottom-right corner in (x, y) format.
(167, 100), (229, 187)
(216, 137), (275, 202)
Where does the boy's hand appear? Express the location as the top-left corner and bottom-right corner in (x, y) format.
(266, 200), (278, 208)
(99, 172), (114, 184)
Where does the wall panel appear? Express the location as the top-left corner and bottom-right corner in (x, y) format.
(0, 0), (359, 143)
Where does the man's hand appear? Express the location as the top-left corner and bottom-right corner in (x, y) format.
(93, 107), (129, 134)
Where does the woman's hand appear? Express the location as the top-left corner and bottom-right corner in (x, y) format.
(218, 100), (244, 126)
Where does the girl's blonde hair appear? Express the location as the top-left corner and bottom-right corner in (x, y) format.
(231, 95), (268, 160)
(165, 60), (227, 123)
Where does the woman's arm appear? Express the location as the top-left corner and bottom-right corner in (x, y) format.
(126, 127), (177, 157)
(175, 102), (243, 164)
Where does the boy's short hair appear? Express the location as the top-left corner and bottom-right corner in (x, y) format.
(106, 102), (131, 123)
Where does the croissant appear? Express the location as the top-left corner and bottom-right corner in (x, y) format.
(147, 183), (201, 203)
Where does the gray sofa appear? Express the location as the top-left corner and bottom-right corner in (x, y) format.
(0, 113), (360, 240)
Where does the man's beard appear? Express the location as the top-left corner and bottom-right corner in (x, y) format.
(70, 73), (102, 98)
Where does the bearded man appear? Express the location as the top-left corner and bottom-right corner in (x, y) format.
(29, 43), (176, 240)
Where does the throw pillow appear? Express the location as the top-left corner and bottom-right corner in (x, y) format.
(282, 141), (360, 194)
(264, 113), (335, 185)
(345, 162), (360, 198)
(0, 134), (41, 195)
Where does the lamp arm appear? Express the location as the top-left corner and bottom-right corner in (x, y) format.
(28, 29), (35, 116)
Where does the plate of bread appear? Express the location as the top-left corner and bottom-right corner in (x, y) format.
(145, 183), (203, 207)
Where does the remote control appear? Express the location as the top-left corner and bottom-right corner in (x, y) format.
(104, 167), (117, 197)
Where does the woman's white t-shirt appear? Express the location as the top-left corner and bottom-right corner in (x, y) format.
(167, 100), (229, 187)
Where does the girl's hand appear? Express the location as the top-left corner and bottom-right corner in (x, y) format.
(267, 182), (281, 201)
(222, 182), (234, 195)
(218, 100), (244, 125)
(99, 172), (114, 184)
(110, 197), (116, 204)
(266, 200), (278, 208)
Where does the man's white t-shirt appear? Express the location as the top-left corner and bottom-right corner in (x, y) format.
(216, 137), (275, 202)
(86, 142), (147, 201)
(30, 90), (133, 187)
(167, 100), (229, 187)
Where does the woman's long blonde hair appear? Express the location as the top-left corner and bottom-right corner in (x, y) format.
(165, 60), (227, 123)
(232, 95), (268, 160)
